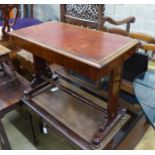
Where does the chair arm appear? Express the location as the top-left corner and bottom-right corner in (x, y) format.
(129, 32), (153, 43)
(106, 27), (129, 36)
(142, 43), (155, 52)
(103, 16), (135, 25)
(141, 43), (155, 59)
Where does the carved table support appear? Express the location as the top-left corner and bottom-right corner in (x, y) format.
(91, 65), (127, 148)
(31, 55), (52, 87)
(24, 55), (58, 99)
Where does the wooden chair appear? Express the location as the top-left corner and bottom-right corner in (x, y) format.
(0, 4), (41, 37)
(130, 32), (155, 54)
(130, 32), (155, 70)
(142, 44), (155, 70)
(121, 32), (155, 95)
(61, 4), (135, 36)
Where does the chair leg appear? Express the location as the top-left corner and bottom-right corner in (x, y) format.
(0, 119), (11, 150)
(28, 112), (38, 145)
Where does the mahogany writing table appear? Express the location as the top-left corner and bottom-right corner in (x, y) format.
(8, 21), (139, 148)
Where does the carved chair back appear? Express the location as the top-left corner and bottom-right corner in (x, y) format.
(60, 4), (105, 30)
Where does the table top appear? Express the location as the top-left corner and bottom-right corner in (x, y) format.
(9, 21), (138, 69)
(134, 70), (155, 128)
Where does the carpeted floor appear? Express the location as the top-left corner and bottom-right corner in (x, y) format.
(1, 107), (155, 150)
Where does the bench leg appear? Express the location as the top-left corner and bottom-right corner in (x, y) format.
(0, 119), (11, 150)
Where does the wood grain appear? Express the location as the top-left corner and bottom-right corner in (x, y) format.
(9, 22), (138, 69)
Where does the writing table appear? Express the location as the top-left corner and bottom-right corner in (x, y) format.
(8, 21), (139, 148)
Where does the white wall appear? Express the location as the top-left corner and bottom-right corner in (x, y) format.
(33, 4), (155, 36)
(33, 4), (60, 21)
